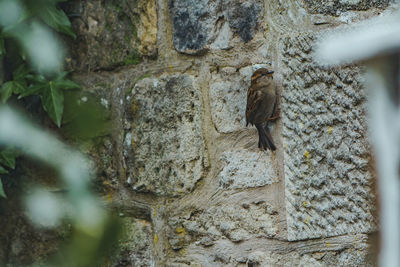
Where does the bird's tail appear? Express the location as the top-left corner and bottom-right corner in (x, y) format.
(256, 124), (276, 151)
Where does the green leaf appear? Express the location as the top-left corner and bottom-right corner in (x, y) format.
(41, 81), (64, 127)
(18, 84), (43, 98)
(39, 5), (76, 38)
(0, 148), (19, 169)
(0, 82), (14, 103)
(0, 179), (6, 198)
(1, 81), (28, 102)
(13, 64), (31, 81)
(54, 78), (81, 90)
(11, 81), (26, 94)
(0, 166), (8, 175)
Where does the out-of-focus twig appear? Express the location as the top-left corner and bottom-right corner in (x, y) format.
(315, 10), (400, 267)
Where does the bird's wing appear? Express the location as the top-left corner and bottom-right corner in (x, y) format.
(246, 86), (263, 125)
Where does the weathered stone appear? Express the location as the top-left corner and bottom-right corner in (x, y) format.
(226, 1), (259, 43)
(209, 64), (268, 133)
(110, 218), (153, 266)
(168, 0), (262, 54)
(64, 0), (157, 71)
(302, 0), (391, 15)
(281, 33), (376, 241)
(166, 201), (279, 248)
(218, 150), (278, 189)
(124, 74), (205, 196)
(170, 234), (372, 266)
(246, 251), (323, 267)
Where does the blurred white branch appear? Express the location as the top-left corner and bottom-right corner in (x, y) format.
(0, 107), (105, 234)
(315, 11), (400, 66)
(316, 10), (400, 267)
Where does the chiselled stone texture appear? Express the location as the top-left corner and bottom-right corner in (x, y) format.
(168, 0), (262, 54)
(209, 65), (268, 133)
(302, 0), (391, 15)
(166, 233), (372, 266)
(219, 150), (278, 189)
(167, 201), (279, 250)
(64, 0), (157, 71)
(124, 74), (205, 196)
(281, 34), (376, 241)
(110, 218), (154, 266)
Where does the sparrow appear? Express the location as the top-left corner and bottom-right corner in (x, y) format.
(246, 68), (277, 151)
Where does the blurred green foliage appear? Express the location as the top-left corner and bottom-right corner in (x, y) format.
(0, 1), (122, 266)
(0, 0), (80, 197)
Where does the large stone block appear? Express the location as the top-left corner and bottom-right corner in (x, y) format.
(168, 0), (262, 54)
(124, 74), (205, 196)
(281, 34), (376, 241)
(302, 0), (391, 15)
(64, 0), (157, 71)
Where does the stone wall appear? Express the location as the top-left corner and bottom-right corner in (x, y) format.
(4, 0), (392, 265)
(68, 0), (388, 266)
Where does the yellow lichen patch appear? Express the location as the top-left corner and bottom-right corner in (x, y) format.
(169, 65), (174, 71)
(137, 0), (157, 55)
(153, 208), (157, 218)
(103, 180), (112, 186)
(326, 242), (331, 248)
(328, 126), (333, 134)
(179, 248), (186, 255)
(130, 100), (140, 116)
(302, 201), (309, 208)
(104, 193), (113, 203)
(304, 216), (310, 224)
(153, 234), (158, 244)
(304, 150), (310, 159)
(176, 227), (186, 235)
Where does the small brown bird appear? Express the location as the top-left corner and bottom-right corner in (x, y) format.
(246, 68), (277, 151)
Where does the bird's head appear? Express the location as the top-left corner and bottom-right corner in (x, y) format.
(251, 68), (274, 83)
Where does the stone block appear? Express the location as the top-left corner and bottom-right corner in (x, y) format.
(281, 34), (376, 241)
(168, 0), (262, 54)
(124, 74), (205, 196)
(64, 0), (157, 71)
(302, 0), (391, 15)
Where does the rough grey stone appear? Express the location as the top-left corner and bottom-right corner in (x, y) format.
(302, 0), (391, 15)
(168, 0), (262, 54)
(281, 34), (376, 241)
(124, 74), (205, 196)
(209, 64), (269, 133)
(218, 150), (278, 189)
